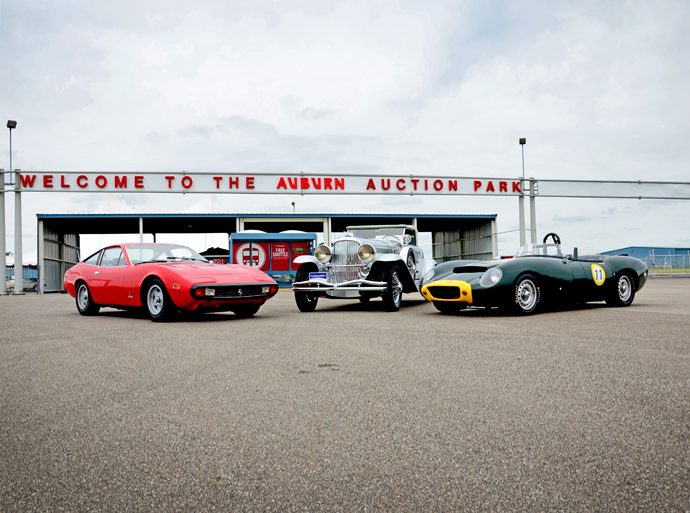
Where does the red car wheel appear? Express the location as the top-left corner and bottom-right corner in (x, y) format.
(144, 278), (174, 322)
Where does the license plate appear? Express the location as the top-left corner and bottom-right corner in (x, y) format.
(309, 272), (328, 280)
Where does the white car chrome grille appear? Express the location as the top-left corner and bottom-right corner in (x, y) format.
(332, 240), (360, 282)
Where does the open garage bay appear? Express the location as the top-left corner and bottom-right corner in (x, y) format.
(1, 280), (688, 512)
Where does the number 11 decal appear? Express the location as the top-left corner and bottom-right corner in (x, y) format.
(591, 264), (606, 286)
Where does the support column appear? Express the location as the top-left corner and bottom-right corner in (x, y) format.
(37, 219), (44, 294)
(322, 218), (330, 245)
(59, 235), (65, 293)
(0, 169), (6, 295)
(518, 139), (527, 247)
(139, 217), (144, 242)
(13, 172), (23, 294)
(491, 218), (498, 258)
(529, 178), (537, 243)
(518, 193), (526, 246)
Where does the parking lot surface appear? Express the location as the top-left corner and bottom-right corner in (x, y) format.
(1, 279), (689, 512)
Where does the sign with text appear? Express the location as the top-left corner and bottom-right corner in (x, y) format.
(15, 171), (524, 196)
(270, 242), (291, 271)
(11, 172), (690, 199)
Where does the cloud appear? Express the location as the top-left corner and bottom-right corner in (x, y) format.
(218, 116), (277, 136)
(1, 0), (689, 260)
(177, 125), (216, 138)
(298, 107), (336, 121)
(553, 214), (606, 224)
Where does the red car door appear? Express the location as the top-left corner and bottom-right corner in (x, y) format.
(119, 258), (147, 308)
(88, 246), (125, 305)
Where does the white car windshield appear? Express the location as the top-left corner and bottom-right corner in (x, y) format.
(125, 244), (208, 264)
(514, 243), (564, 258)
(347, 226), (406, 242)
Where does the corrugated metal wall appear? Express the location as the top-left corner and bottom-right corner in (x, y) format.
(43, 227), (79, 292)
(432, 223), (493, 262)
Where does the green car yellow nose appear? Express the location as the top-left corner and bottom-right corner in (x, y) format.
(421, 280), (473, 304)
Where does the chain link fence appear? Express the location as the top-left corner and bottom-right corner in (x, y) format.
(644, 250), (690, 277)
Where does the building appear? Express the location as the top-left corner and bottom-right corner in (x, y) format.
(36, 212), (498, 293)
(602, 246), (690, 275)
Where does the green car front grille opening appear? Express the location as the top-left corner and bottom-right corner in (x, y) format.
(427, 286), (461, 300)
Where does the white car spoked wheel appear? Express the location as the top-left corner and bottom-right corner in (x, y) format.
(514, 275), (540, 315)
(144, 278), (173, 321)
(294, 267), (319, 312)
(406, 253), (417, 281)
(382, 266), (403, 312)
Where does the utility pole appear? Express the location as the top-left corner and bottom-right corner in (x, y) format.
(7, 120), (23, 294)
(518, 138), (526, 246)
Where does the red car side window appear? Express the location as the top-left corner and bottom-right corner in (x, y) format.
(83, 251), (101, 265)
(101, 247), (125, 267)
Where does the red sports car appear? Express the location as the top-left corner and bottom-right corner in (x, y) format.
(64, 243), (279, 321)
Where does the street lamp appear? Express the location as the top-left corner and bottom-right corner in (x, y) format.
(6, 120), (23, 294)
(1, 121), (15, 294)
(7, 120), (17, 184)
(518, 137), (526, 246)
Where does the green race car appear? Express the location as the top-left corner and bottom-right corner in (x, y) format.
(421, 233), (648, 315)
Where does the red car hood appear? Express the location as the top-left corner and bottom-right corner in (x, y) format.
(155, 262), (275, 283)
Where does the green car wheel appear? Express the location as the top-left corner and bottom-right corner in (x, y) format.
(513, 274), (541, 315)
(606, 273), (635, 307)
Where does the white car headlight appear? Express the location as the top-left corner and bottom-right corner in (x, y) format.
(479, 267), (503, 288)
(357, 243), (376, 263)
(315, 244), (332, 263)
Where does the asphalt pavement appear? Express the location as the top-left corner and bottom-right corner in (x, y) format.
(1, 279), (688, 512)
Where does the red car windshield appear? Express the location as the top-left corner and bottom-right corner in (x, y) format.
(125, 244), (208, 264)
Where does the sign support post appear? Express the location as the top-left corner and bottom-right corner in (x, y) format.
(0, 169), (6, 295)
(529, 177), (537, 243)
(518, 138), (527, 246)
(518, 193), (526, 246)
(13, 171), (23, 294)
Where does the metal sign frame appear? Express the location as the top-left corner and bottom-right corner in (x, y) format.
(2, 170), (690, 295)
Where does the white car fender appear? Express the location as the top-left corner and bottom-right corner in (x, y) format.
(376, 253), (404, 263)
(294, 255), (320, 266)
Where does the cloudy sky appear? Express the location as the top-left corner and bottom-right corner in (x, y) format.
(1, 0), (689, 260)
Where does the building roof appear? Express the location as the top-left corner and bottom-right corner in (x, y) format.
(603, 246), (690, 254)
(37, 212), (496, 219)
(37, 212), (497, 234)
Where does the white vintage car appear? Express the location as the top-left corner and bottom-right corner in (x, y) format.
(292, 225), (435, 312)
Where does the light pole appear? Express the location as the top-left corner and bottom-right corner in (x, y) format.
(7, 120), (16, 185)
(1, 120), (16, 295)
(7, 120), (23, 294)
(0, 167), (5, 295)
(518, 137), (526, 246)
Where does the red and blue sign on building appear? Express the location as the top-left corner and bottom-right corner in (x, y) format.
(229, 232), (317, 287)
